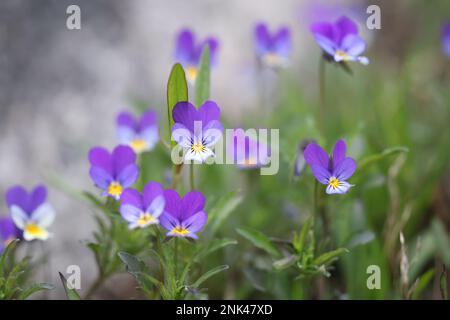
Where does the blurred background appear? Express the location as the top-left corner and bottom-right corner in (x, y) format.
(0, 0), (449, 299)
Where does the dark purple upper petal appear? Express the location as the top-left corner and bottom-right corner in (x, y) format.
(120, 188), (143, 210)
(163, 189), (182, 220)
(172, 102), (198, 133)
(442, 22), (450, 57)
(198, 100), (221, 125)
(200, 38), (219, 66)
(89, 147), (113, 174)
(181, 191), (205, 220)
(335, 16), (358, 44)
(332, 157), (357, 180)
(273, 27), (292, 57)
(0, 217), (18, 241)
(28, 185), (47, 213)
(175, 29), (195, 65)
(332, 139), (346, 170)
(254, 23), (271, 56)
(139, 110), (158, 131)
(117, 112), (137, 131)
(112, 145), (137, 177)
(304, 143), (330, 170)
(142, 181), (164, 210)
(5, 186), (28, 212)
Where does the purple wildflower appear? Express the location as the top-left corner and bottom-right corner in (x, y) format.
(442, 22), (450, 58)
(228, 128), (270, 169)
(6, 185), (55, 241)
(171, 101), (223, 163)
(254, 23), (292, 68)
(120, 182), (165, 229)
(88, 145), (139, 200)
(304, 139), (357, 194)
(116, 110), (159, 154)
(0, 217), (18, 253)
(174, 28), (219, 83)
(160, 189), (207, 240)
(310, 16), (369, 65)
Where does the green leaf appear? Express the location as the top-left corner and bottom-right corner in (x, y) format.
(167, 63), (188, 140)
(19, 282), (54, 300)
(118, 251), (159, 292)
(0, 239), (19, 276)
(273, 255), (297, 270)
(207, 191), (243, 237)
(195, 45), (210, 106)
(59, 272), (81, 300)
(293, 217), (312, 253)
(440, 266), (448, 300)
(411, 269), (434, 300)
(357, 146), (409, 171)
(237, 227), (281, 258)
(313, 248), (349, 266)
(192, 265), (229, 288)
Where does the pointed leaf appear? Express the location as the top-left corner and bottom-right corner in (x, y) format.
(237, 227), (281, 258)
(59, 272), (81, 300)
(195, 45), (210, 106)
(192, 265), (229, 288)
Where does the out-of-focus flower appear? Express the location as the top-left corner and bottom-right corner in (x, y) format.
(254, 22), (292, 68)
(6, 185), (55, 241)
(304, 139), (357, 194)
(228, 128), (270, 169)
(88, 145), (139, 200)
(160, 189), (207, 239)
(442, 22), (450, 58)
(310, 16), (369, 65)
(174, 28), (219, 83)
(294, 139), (316, 178)
(0, 217), (18, 253)
(171, 101), (223, 163)
(116, 110), (159, 154)
(120, 182), (165, 229)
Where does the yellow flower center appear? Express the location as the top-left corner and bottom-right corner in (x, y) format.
(137, 213), (156, 227)
(335, 50), (349, 60)
(191, 143), (206, 153)
(130, 138), (148, 153)
(24, 223), (46, 238)
(171, 227), (189, 236)
(328, 177), (341, 188)
(186, 66), (198, 83)
(243, 157), (257, 166)
(108, 181), (123, 198)
(262, 53), (280, 66)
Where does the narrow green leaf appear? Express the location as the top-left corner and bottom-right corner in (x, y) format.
(237, 227), (281, 258)
(313, 248), (349, 266)
(207, 191), (243, 237)
(167, 63), (188, 139)
(293, 217), (312, 253)
(192, 265), (229, 288)
(357, 146), (409, 171)
(0, 239), (19, 276)
(19, 282), (54, 300)
(273, 255), (297, 270)
(118, 251), (160, 292)
(196, 238), (238, 261)
(411, 269), (434, 300)
(195, 45), (210, 106)
(440, 266), (448, 300)
(59, 272), (81, 300)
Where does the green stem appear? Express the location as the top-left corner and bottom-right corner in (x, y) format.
(189, 164), (195, 190)
(174, 238), (179, 279)
(318, 58), (326, 137)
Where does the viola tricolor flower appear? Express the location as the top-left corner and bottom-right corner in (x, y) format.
(171, 101), (223, 163)
(304, 139), (356, 194)
(442, 22), (450, 58)
(116, 110), (159, 154)
(310, 16), (369, 65)
(6, 185), (55, 241)
(174, 28), (219, 83)
(89, 145), (139, 200)
(0, 217), (18, 253)
(254, 23), (292, 68)
(120, 182), (165, 229)
(229, 128), (270, 169)
(160, 189), (207, 239)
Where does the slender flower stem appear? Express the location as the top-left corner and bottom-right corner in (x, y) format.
(174, 238), (179, 279)
(189, 164), (195, 190)
(318, 58), (326, 137)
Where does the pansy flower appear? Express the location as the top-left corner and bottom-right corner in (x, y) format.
(88, 145), (139, 200)
(310, 16), (369, 65)
(160, 189), (207, 239)
(254, 23), (292, 68)
(6, 185), (55, 241)
(228, 128), (270, 169)
(0, 217), (18, 253)
(120, 182), (165, 229)
(116, 110), (159, 154)
(174, 28), (219, 83)
(442, 22), (450, 58)
(304, 139), (356, 194)
(171, 101), (223, 163)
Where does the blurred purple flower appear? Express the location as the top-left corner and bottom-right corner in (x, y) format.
(6, 185), (55, 241)
(310, 16), (369, 65)
(304, 139), (357, 194)
(116, 110), (159, 154)
(120, 182), (165, 229)
(171, 101), (223, 163)
(160, 189), (207, 239)
(254, 22), (292, 68)
(0, 217), (18, 253)
(228, 128), (270, 169)
(174, 28), (219, 83)
(294, 139), (316, 178)
(88, 145), (139, 200)
(442, 22), (450, 58)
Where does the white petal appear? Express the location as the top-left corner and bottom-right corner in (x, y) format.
(146, 195), (165, 218)
(326, 181), (353, 194)
(31, 203), (55, 228)
(10, 205), (28, 229)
